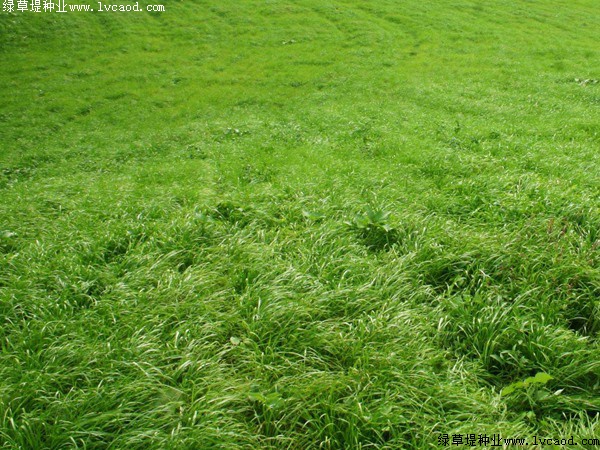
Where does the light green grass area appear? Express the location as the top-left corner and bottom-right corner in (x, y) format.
(1, 0), (599, 448)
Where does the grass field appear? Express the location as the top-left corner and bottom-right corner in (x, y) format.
(1, 0), (599, 448)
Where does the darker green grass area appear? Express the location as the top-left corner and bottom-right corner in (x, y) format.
(1, 0), (599, 448)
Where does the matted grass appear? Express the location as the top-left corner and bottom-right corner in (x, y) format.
(1, 0), (599, 448)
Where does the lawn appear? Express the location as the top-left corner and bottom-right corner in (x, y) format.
(1, 0), (599, 448)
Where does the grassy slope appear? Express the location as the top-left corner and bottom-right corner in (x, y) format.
(1, 0), (599, 448)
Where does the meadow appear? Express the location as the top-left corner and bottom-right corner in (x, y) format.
(1, 0), (599, 448)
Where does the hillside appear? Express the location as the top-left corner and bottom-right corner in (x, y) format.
(1, 1), (599, 448)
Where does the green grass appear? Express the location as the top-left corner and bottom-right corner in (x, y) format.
(1, 0), (599, 448)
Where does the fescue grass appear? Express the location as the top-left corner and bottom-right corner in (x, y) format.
(1, 0), (599, 448)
